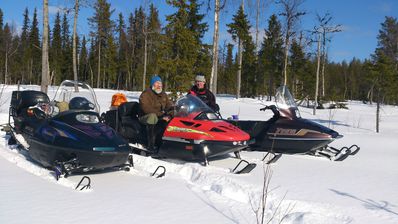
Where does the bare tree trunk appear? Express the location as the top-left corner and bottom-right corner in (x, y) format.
(283, 36), (289, 86)
(313, 33), (321, 115)
(376, 89), (380, 133)
(96, 41), (101, 88)
(73, 0), (79, 92)
(255, 0), (260, 50)
(143, 32), (148, 91)
(29, 59), (33, 84)
(89, 64), (94, 87)
(237, 38), (243, 99)
(126, 70), (131, 90)
(278, 0), (306, 87)
(321, 31), (326, 97)
(41, 0), (49, 93)
(4, 52), (7, 85)
(210, 0), (220, 94)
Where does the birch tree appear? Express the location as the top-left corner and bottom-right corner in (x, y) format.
(41, 0), (49, 93)
(316, 12), (341, 97)
(277, 0), (305, 86)
(72, 0), (79, 91)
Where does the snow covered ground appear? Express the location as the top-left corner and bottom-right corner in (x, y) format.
(0, 84), (397, 224)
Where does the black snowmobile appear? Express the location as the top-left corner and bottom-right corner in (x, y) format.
(228, 86), (360, 163)
(5, 80), (131, 178)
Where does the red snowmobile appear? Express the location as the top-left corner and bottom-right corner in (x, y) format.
(103, 94), (254, 172)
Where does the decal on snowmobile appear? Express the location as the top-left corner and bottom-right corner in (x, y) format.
(166, 126), (214, 138)
(295, 128), (322, 136)
(268, 128), (323, 136)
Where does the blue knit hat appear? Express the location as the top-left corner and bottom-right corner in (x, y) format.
(150, 75), (162, 87)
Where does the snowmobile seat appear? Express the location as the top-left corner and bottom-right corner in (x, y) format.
(229, 120), (270, 138)
(117, 102), (143, 140)
(104, 109), (118, 130)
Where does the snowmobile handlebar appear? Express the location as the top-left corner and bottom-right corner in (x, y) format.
(260, 105), (277, 111)
(259, 105), (280, 118)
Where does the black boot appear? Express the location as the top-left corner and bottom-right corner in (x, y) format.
(146, 124), (158, 156)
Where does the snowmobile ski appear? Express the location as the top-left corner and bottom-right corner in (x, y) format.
(231, 160), (257, 174)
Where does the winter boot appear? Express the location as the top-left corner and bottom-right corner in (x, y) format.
(146, 124), (159, 156)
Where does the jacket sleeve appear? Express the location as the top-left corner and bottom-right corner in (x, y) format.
(208, 91), (217, 111)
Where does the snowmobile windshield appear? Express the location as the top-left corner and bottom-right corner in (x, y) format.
(275, 86), (301, 118)
(52, 80), (100, 114)
(174, 95), (219, 120)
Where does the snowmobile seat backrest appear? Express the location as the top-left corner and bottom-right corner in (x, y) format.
(117, 102), (142, 139)
(11, 90), (50, 116)
(104, 109), (118, 130)
(118, 102), (140, 119)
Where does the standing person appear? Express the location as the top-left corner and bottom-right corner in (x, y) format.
(188, 73), (219, 112)
(139, 75), (173, 155)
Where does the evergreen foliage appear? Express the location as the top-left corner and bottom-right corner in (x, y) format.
(0, 3), (397, 106)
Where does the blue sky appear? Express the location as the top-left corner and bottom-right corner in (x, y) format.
(1, 0), (397, 62)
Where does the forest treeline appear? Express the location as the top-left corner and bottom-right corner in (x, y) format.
(0, 0), (397, 105)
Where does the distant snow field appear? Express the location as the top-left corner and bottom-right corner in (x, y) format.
(0, 84), (397, 224)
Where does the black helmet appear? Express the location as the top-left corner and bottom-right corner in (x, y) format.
(69, 97), (95, 110)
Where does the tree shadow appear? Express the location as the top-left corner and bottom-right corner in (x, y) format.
(330, 189), (398, 216)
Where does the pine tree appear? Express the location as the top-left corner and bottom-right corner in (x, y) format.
(133, 7), (146, 90)
(376, 16), (398, 67)
(161, 0), (203, 92)
(88, 0), (116, 88)
(79, 36), (89, 82)
(0, 9), (4, 83)
(60, 13), (73, 81)
(116, 13), (128, 89)
(227, 5), (255, 98)
(289, 39), (308, 98)
(50, 12), (62, 84)
(218, 43), (236, 94)
(187, 0), (208, 42)
(187, 0), (211, 80)
(3, 23), (12, 84)
(146, 4), (162, 81)
(19, 8), (30, 83)
(29, 8), (41, 84)
(258, 14), (284, 99)
(371, 17), (398, 105)
(126, 12), (136, 89)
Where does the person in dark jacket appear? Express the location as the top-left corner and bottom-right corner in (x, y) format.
(187, 74), (219, 112)
(139, 75), (173, 154)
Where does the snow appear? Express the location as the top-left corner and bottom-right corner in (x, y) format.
(0, 84), (397, 224)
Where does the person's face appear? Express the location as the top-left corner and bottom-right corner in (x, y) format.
(195, 80), (205, 89)
(153, 81), (163, 92)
